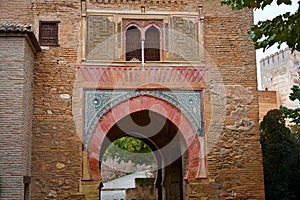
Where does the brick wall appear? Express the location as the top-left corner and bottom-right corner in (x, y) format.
(30, 0), (82, 199)
(0, 34), (35, 199)
(0, 0), (33, 24)
(258, 91), (278, 121)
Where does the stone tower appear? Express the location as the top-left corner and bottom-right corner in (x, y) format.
(260, 48), (300, 109)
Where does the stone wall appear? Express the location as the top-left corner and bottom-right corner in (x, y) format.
(126, 178), (157, 200)
(0, 32), (36, 199)
(101, 158), (154, 182)
(260, 48), (300, 108)
(188, 0), (265, 199)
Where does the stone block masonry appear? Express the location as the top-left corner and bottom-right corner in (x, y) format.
(126, 178), (157, 200)
(260, 48), (300, 109)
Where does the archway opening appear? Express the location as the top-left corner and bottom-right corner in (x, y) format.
(101, 136), (157, 181)
(99, 110), (187, 200)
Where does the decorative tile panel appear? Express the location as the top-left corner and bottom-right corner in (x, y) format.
(84, 89), (202, 150)
(89, 0), (186, 5)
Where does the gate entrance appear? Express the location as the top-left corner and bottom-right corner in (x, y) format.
(80, 91), (207, 199)
(99, 110), (187, 199)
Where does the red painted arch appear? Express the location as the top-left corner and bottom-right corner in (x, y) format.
(87, 95), (202, 180)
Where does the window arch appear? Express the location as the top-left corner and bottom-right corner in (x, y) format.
(125, 23), (161, 62)
(126, 26), (142, 61)
(145, 26), (160, 61)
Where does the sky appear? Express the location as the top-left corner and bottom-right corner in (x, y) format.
(253, 0), (298, 89)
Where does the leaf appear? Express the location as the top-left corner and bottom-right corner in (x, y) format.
(221, 0), (300, 51)
(277, 0), (292, 6)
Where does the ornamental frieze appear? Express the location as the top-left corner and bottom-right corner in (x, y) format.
(84, 89), (203, 150)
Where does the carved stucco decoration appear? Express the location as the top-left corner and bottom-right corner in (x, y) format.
(86, 15), (115, 60)
(84, 90), (203, 150)
(122, 19), (164, 31)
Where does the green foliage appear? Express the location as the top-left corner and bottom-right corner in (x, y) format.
(221, 0), (300, 51)
(260, 109), (300, 200)
(261, 86), (300, 199)
(103, 136), (155, 166)
(288, 85), (300, 101)
(112, 136), (150, 153)
(221, 0), (293, 11)
(280, 85), (300, 124)
(291, 124), (300, 135)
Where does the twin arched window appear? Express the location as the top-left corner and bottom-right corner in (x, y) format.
(125, 25), (160, 62)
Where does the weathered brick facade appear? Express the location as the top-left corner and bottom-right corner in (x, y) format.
(30, 1), (82, 198)
(0, 0), (265, 199)
(0, 24), (40, 199)
(0, 0), (33, 25)
(258, 91), (278, 121)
